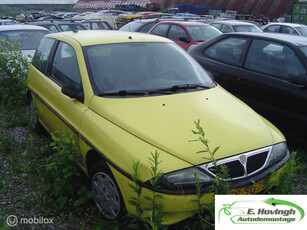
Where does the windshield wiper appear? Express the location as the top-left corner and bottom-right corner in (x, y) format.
(99, 90), (146, 96)
(154, 84), (210, 92)
(98, 84), (210, 96)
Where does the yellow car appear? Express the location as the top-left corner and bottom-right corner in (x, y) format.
(27, 30), (290, 225)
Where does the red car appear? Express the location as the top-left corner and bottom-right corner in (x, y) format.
(148, 21), (222, 50)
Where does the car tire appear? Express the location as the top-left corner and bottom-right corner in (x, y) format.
(89, 160), (124, 219)
(29, 98), (43, 133)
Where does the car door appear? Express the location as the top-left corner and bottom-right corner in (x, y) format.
(220, 24), (233, 33)
(200, 36), (249, 96)
(150, 23), (170, 37)
(167, 24), (190, 50)
(238, 39), (307, 142)
(35, 40), (87, 138)
(281, 26), (299, 35)
(263, 25), (281, 33)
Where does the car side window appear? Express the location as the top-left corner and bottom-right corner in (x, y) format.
(220, 24), (232, 33)
(50, 42), (82, 90)
(168, 25), (189, 41)
(139, 22), (156, 33)
(211, 23), (220, 29)
(32, 38), (55, 73)
(281, 26), (298, 35)
(45, 25), (59, 33)
(151, 24), (170, 37)
(245, 39), (305, 80)
(264, 25), (280, 33)
(204, 37), (247, 65)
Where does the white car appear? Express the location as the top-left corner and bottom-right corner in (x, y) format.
(0, 19), (15, 25)
(0, 24), (50, 60)
(210, 20), (262, 33)
(261, 22), (307, 37)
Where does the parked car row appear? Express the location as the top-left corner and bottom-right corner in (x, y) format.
(0, 14), (305, 226)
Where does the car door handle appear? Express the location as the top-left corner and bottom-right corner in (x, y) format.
(237, 77), (245, 81)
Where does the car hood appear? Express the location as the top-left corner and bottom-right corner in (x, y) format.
(89, 86), (282, 165)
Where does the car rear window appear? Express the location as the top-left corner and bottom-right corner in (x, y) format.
(0, 30), (50, 50)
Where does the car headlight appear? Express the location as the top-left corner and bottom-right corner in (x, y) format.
(266, 142), (288, 167)
(161, 167), (214, 187)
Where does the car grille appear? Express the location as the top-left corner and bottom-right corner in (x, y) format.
(198, 147), (272, 181)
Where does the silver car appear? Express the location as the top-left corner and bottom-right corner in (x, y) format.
(261, 22), (307, 37)
(0, 24), (50, 60)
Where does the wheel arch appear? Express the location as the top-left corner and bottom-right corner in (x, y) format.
(86, 149), (106, 173)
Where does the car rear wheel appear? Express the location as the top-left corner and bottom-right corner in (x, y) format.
(29, 98), (42, 133)
(89, 160), (123, 219)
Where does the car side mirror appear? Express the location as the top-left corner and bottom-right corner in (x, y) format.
(61, 84), (84, 101)
(179, 37), (190, 43)
(289, 74), (307, 87)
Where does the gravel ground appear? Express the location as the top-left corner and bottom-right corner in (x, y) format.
(0, 112), (306, 229)
(0, 114), (106, 230)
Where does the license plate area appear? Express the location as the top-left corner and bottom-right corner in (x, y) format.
(232, 179), (266, 194)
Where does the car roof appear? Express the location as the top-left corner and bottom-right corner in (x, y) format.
(45, 30), (172, 46)
(225, 32), (307, 46)
(0, 24), (49, 31)
(262, 22), (307, 28)
(212, 20), (256, 26)
(157, 21), (208, 26)
(30, 21), (84, 25)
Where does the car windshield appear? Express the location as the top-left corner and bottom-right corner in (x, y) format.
(233, 25), (262, 32)
(295, 27), (307, 36)
(84, 42), (215, 95)
(186, 26), (221, 42)
(0, 30), (49, 50)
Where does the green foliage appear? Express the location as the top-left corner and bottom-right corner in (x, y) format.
(128, 160), (143, 220)
(0, 106), (28, 128)
(0, 173), (5, 193)
(265, 151), (306, 194)
(191, 120), (230, 194)
(128, 151), (165, 230)
(38, 134), (92, 212)
(146, 151), (164, 230)
(0, 135), (14, 153)
(0, 39), (30, 107)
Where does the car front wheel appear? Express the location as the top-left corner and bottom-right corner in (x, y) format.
(89, 160), (123, 219)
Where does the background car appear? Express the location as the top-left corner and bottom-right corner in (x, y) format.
(148, 21), (222, 50)
(210, 20), (262, 33)
(0, 24), (50, 60)
(189, 32), (307, 145)
(78, 20), (114, 30)
(28, 20), (88, 33)
(27, 30), (288, 225)
(261, 22), (307, 37)
(119, 18), (161, 33)
(0, 19), (15, 25)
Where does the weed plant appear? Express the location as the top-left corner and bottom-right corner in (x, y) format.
(0, 39), (29, 107)
(37, 134), (92, 212)
(128, 151), (165, 229)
